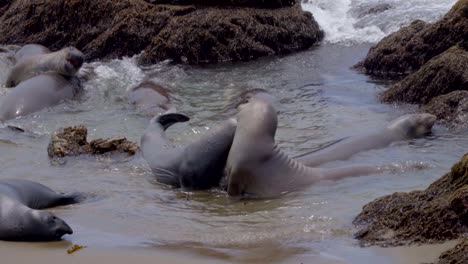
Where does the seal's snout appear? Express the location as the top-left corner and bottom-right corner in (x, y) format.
(54, 218), (73, 239)
(68, 54), (84, 69)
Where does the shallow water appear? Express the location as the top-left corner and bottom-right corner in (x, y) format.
(0, 43), (467, 263)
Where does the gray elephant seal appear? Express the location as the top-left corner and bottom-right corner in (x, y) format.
(14, 44), (51, 64)
(226, 98), (389, 198)
(141, 113), (237, 190)
(127, 80), (175, 116)
(5, 46), (84, 87)
(0, 73), (81, 122)
(0, 179), (81, 241)
(295, 113), (437, 167)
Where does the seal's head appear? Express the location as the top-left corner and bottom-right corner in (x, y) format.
(21, 210), (73, 241)
(387, 113), (437, 138)
(62, 47), (84, 76)
(237, 97), (278, 139)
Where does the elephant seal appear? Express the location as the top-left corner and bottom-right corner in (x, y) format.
(294, 113), (437, 167)
(5, 46), (84, 87)
(226, 98), (389, 198)
(0, 179), (81, 241)
(14, 44), (51, 64)
(0, 73), (81, 122)
(127, 80), (175, 116)
(141, 113), (237, 190)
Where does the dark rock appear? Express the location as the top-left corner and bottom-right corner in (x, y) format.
(145, 0), (296, 8)
(48, 125), (139, 158)
(353, 153), (468, 246)
(0, 0), (322, 64)
(139, 6), (323, 64)
(432, 239), (468, 264)
(380, 45), (468, 104)
(356, 0), (468, 77)
(423, 91), (468, 127)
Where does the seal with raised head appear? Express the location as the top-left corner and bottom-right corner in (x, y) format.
(0, 179), (81, 241)
(294, 113), (437, 167)
(127, 80), (175, 116)
(5, 46), (84, 87)
(14, 44), (51, 64)
(226, 98), (391, 198)
(141, 113), (237, 190)
(0, 73), (81, 122)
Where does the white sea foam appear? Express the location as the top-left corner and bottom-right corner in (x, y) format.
(302, 0), (457, 44)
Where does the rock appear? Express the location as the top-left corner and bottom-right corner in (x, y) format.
(423, 91), (468, 127)
(349, 3), (393, 19)
(0, 0), (322, 64)
(353, 153), (468, 246)
(380, 45), (468, 104)
(138, 6), (323, 64)
(145, 0), (296, 8)
(432, 239), (468, 264)
(48, 126), (139, 158)
(356, 0), (468, 77)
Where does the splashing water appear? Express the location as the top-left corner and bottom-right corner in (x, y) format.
(302, 0), (457, 44)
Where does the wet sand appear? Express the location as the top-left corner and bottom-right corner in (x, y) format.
(0, 240), (459, 264)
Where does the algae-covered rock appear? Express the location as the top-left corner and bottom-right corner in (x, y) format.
(0, 0), (322, 64)
(423, 91), (468, 127)
(146, 0), (296, 8)
(380, 45), (468, 104)
(356, 0), (468, 77)
(432, 239), (468, 264)
(48, 126), (139, 158)
(353, 153), (468, 246)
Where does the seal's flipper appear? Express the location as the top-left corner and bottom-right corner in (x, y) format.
(53, 192), (86, 207)
(153, 113), (190, 130)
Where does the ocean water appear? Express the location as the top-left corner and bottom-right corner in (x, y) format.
(302, 0), (457, 44)
(0, 1), (464, 263)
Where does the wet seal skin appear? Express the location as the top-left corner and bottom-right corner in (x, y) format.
(0, 179), (82, 241)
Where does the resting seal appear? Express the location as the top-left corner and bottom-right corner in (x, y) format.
(0, 179), (81, 241)
(14, 44), (51, 64)
(295, 113), (437, 167)
(127, 80), (175, 116)
(0, 73), (81, 122)
(5, 46), (84, 87)
(141, 113), (236, 190)
(226, 98), (389, 198)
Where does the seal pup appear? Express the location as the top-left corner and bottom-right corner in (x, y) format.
(226, 98), (390, 198)
(127, 80), (175, 116)
(0, 73), (81, 122)
(294, 113), (437, 167)
(141, 113), (237, 190)
(5, 46), (84, 87)
(14, 44), (51, 64)
(0, 179), (81, 241)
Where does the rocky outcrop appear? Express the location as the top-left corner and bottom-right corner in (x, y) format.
(47, 126), (139, 158)
(356, 0), (468, 77)
(353, 153), (468, 246)
(145, 0), (296, 8)
(380, 46), (468, 104)
(0, 0), (322, 64)
(432, 239), (468, 264)
(423, 91), (468, 127)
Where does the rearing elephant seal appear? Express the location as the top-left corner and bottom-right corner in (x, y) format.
(0, 73), (81, 122)
(0, 179), (81, 241)
(226, 98), (392, 198)
(141, 113), (236, 190)
(5, 46), (84, 87)
(294, 113), (437, 167)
